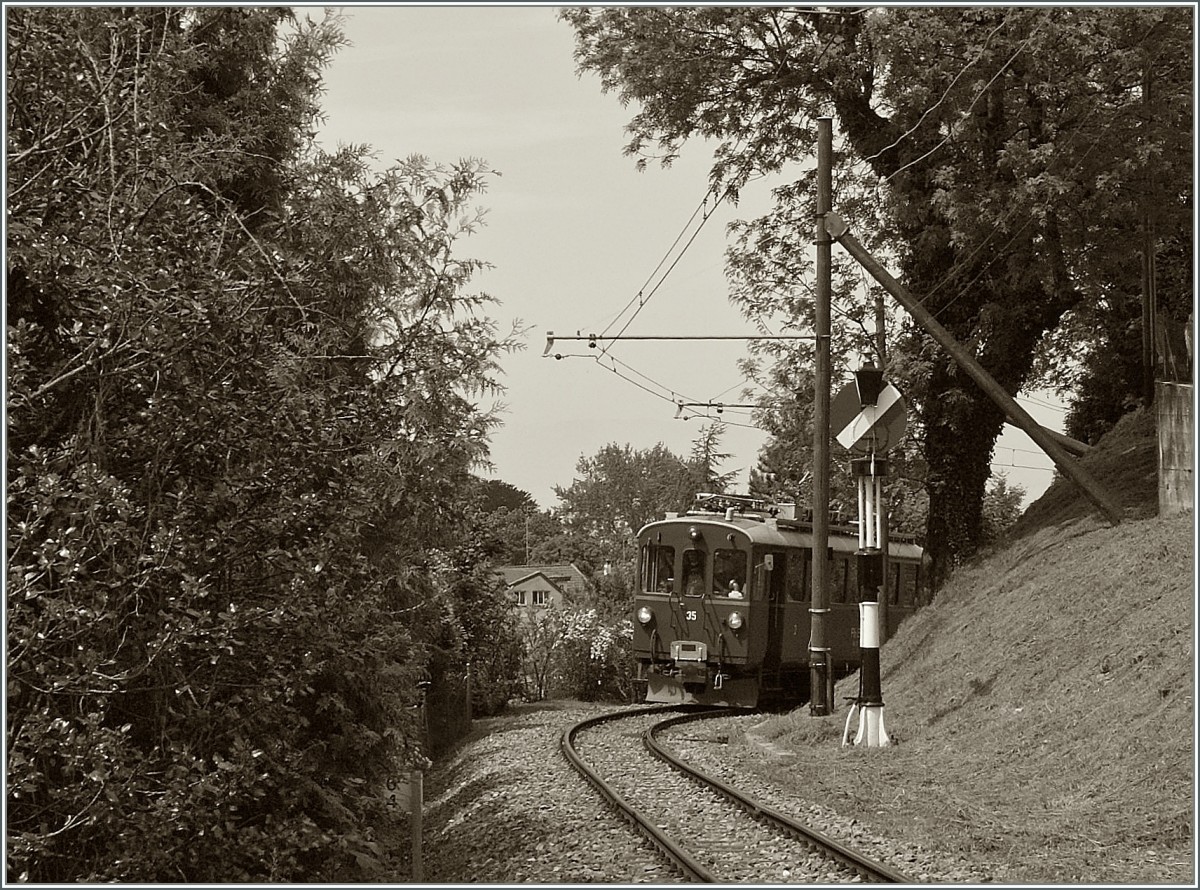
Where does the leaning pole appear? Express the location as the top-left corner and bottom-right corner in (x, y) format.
(824, 212), (1124, 528)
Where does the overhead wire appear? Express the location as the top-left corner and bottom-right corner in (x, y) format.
(595, 189), (712, 339)
(556, 347), (774, 420)
(565, 165), (782, 428)
(608, 357), (766, 420)
(564, 16), (1157, 441)
(880, 13), (1047, 189)
(597, 183), (733, 358)
(907, 16), (1172, 319)
(1017, 394), (1067, 413)
(862, 13), (1012, 169)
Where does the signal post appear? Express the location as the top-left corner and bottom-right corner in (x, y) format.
(834, 364), (907, 748)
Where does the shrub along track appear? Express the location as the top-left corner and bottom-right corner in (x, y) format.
(561, 706), (913, 883)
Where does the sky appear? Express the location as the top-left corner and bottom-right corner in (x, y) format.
(313, 4), (1065, 510)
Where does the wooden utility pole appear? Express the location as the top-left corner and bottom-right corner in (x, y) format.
(809, 117), (833, 716)
(825, 213), (1124, 527)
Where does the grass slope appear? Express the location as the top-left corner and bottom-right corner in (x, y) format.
(752, 409), (1194, 883)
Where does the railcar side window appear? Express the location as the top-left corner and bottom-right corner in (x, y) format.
(786, 549), (810, 601)
(754, 550), (787, 601)
(641, 544), (675, 593)
(682, 549), (706, 597)
(898, 563), (918, 606)
(713, 549), (747, 597)
(830, 556), (849, 603)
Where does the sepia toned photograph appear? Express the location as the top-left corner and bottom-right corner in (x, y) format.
(6, 3), (1193, 885)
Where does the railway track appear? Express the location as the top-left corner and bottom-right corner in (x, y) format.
(560, 705), (913, 884)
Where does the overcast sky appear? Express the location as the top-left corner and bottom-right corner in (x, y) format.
(313, 4), (1063, 509)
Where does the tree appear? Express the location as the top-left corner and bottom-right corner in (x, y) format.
(687, 420), (737, 492)
(555, 424), (732, 543)
(514, 608), (567, 701)
(477, 503), (565, 567)
(472, 477), (537, 513)
(562, 7), (1191, 586)
(434, 538), (523, 718)
(7, 8), (514, 881)
(558, 608), (638, 703)
(980, 475), (1027, 546)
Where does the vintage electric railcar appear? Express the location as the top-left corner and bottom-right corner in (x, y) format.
(632, 493), (926, 708)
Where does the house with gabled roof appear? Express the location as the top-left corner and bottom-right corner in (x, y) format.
(494, 563), (590, 613)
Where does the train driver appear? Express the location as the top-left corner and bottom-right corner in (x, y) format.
(725, 579), (743, 599)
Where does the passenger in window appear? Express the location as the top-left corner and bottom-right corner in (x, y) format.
(683, 552), (705, 597)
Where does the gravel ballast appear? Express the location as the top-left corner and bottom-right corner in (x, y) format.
(410, 701), (995, 883)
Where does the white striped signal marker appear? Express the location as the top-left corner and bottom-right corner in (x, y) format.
(833, 383), (907, 454)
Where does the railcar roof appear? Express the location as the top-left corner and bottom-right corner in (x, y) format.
(638, 511), (924, 559)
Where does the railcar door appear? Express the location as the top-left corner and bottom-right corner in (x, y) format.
(779, 547), (811, 668)
(753, 548), (788, 678)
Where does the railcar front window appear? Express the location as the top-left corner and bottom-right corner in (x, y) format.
(641, 544), (676, 593)
(682, 549), (706, 597)
(713, 549), (747, 597)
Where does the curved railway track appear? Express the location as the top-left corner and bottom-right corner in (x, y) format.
(560, 705), (913, 884)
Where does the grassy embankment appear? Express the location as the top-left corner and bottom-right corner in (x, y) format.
(750, 409), (1194, 884)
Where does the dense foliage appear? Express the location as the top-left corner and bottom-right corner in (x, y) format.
(554, 424), (732, 548)
(7, 8), (516, 881)
(561, 7), (1192, 585)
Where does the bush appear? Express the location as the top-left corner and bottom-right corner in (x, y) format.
(7, 9), (512, 881)
(555, 609), (638, 703)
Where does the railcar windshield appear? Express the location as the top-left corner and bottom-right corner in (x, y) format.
(682, 549), (706, 597)
(641, 544), (675, 593)
(713, 548), (747, 597)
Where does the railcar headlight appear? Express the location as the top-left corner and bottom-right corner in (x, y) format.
(727, 611), (744, 631)
(637, 606), (654, 625)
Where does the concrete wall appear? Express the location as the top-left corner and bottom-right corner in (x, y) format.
(1156, 381), (1194, 516)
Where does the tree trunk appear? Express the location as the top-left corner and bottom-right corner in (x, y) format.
(921, 362), (1007, 588)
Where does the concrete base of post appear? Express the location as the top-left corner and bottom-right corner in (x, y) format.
(852, 703), (890, 747)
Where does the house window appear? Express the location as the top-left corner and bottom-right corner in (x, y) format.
(532, 589), (549, 607)
(515, 590), (527, 607)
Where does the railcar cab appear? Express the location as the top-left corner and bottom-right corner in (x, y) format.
(633, 494), (778, 706)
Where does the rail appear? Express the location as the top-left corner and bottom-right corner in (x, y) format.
(645, 709), (913, 884)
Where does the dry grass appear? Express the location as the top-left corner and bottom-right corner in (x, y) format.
(751, 410), (1194, 884)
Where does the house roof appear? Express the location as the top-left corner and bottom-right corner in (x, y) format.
(499, 569), (560, 590)
(494, 563), (589, 590)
